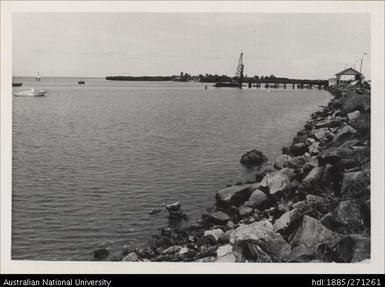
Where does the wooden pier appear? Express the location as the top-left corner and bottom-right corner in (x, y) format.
(247, 80), (327, 90)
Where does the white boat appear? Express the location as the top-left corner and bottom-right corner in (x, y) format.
(14, 88), (48, 97)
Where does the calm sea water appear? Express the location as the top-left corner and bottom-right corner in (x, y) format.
(12, 77), (331, 260)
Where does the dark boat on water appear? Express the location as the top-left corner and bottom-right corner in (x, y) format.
(12, 82), (23, 87)
(214, 52), (244, 89)
(78, 80), (85, 85)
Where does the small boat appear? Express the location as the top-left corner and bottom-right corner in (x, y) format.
(78, 80), (85, 85)
(12, 82), (23, 87)
(14, 88), (48, 97)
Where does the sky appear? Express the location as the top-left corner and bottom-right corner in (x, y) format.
(13, 13), (371, 79)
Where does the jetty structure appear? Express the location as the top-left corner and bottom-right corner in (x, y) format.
(215, 52), (244, 88)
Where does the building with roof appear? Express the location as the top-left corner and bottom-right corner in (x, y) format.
(335, 67), (362, 84)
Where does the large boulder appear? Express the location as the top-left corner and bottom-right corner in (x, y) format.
(340, 168), (370, 199)
(273, 203), (311, 234)
(243, 189), (268, 208)
(335, 235), (370, 263)
(288, 244), (315, 262)
(233, 221), (291, 262)
(165, 201), (181, 211)
(260, 168), (294, 196)
(204, 229), (225, 243)
(122, 251), (139, 262)
(215, 184), (254, 207)
(347, 110), (361, 121)
(339, 139), (360, 148)
(308, 141), (321, 155)
(341, 146), (370, 168)
(162, 245), (182, 255)
(333, 125), (357, 146)
(300, 163), (339, 194)
(240, 149), (268, 166)
(238, 206), (253, 218)
(318, 147), (353, 166)
(314, 117), (345, 129)
(286, 156), (307, 169)
(311, 127), (332, 140)
(290, 216), (341, 251)
(255, 164), (276, 182)
(274, 154), (292, 169)
(302, 166), (325, 186)
(290, 143), (308, 156)
(318, 146), (369, 169)
(332, 200), (364, 231)
(209, 211), (230, 225)
(216, 244), (236, 262)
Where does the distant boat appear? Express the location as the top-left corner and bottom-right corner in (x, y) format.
(14, 88), (47, 97)
(215, 52), (244, 89)
(78, 80), (85, 85)
(12, 82), (23, 87)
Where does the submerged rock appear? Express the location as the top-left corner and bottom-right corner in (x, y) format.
(166, 201), (181, 211)
(240, 149), (268, 166)
(94, 248), (110, 260)
(149, 208), (162, 215)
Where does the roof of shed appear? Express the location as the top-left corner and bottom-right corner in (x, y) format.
(335, 68), (362, 76)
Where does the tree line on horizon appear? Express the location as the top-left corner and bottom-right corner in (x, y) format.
(106, 73), (328, 85)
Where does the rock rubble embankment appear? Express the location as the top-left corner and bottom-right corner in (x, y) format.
(99, 82), (371, 263)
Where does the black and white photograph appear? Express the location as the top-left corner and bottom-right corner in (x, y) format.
(1, 1), (384, 275)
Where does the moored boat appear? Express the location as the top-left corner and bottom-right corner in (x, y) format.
(12, 82), (23, 87)
(14, 88), (48, 97)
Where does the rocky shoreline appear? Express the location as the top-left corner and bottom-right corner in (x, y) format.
(96, 82), (371, 263)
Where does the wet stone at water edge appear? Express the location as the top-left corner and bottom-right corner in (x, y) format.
(166, 201), (188, 222)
